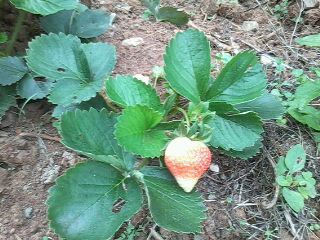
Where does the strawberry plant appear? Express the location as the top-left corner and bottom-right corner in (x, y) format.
(0, 1), (115, 122)
(276, 144), (317, 212)
(139, 0), (189, 26)
(47, 29), (284, 239)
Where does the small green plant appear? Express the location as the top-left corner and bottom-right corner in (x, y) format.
(46, 29), (285, 239)
(139, 0), (189, 26)
(276, 144), (317, 212)
(310, 223), (320, 231)
(272, 0), (290, 19)
(0, 1), (115, 122)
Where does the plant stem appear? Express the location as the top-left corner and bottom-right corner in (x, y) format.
(6, 10), (26, 55)
(177, 107), (190, 129)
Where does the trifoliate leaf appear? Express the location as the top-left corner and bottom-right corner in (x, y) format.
(16, 74), (53, 100)
(115, 105), (168, 157)
(209, 112), (263, 151)
(142, 167), (206, 233)
(282, 187), (304, 212)
(61, 108), (135, 171)
(40, 8), (114, 38)
(288, 106), (320, 131)
(156, 7), (189, 26)
(10, 0), (79, 15)
(284, 144), (306, 174)
(48, 161), (142, 240)
(164, 29), (211, 103)
(0, 57), (28, 86)
(106, 75), (163, 112)
(26, 33), (116, 106)
(206, 51), (258, 101)
(235, 91), (284, 120)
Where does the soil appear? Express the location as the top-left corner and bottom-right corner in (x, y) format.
(0, 0), (320, 239)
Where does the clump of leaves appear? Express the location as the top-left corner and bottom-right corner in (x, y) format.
(287, 80), (320, 131)
(0, 1), (115, 122)
(47, 29), (284, 239)
(272, 0), (290, 19)
(139, 0), (189, 26)
(276, 144), (317, 212)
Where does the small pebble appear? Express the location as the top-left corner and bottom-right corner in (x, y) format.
(24, 207), (33, 219)
(122, 37), (144, 47)
(9, 228), (15, 234)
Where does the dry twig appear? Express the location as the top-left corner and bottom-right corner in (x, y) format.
(19, 132), (61, 142)
(260, 147), (280, 209)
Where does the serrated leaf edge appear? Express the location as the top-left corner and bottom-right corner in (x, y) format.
(114, 105), (168, 158)
(46, 160), (143, 239)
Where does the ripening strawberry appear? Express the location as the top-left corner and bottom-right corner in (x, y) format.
(164, 137), (212, 192)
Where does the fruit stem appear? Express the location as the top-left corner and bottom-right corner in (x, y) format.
(6, 10), (27, 55)
(177, 107), (190, 130)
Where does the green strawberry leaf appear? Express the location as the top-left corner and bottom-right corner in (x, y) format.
(288, 81), (320, 130)
(235, 91), (284, 120)
(206, 51), (258, 101)
(115, 105), (168, 158)
(208, 64), (266, 104)
(26, 33), (116, 106)
(284, 144), (306, 174)
(155, 7), (189, 26)
(164, 29), (211, 103)
(221, 138), (262, 159)
(48, 161), (142, 240)
(209, 111), (263, 151)
(296, 34), (320, 47)
(141, 167), (206, 233)
(16, 74), (54, 100)
(60, 108), (135, 171)
(0, 86), (16, 122)
(209, 102), (239, 115)
(0, 57), (28, 86)
(276, 156), (288, 176)
(276, 175), (293, 187)
(289, 80), (320, 109)
(52, 94), (107, 119)
(106, 75), (163, 112)
(40, 8), (114, 38)
(288, 106), (320, 131)
(282, 187), (304, 212)
(10, 0), (79, 15)
(139, 0), (160, 14)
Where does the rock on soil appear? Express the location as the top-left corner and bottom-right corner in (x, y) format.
(242, 21), (259, 31)
(122, 37), (144, 47)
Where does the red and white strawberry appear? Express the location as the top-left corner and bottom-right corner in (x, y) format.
(164, 137), (212, 192)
